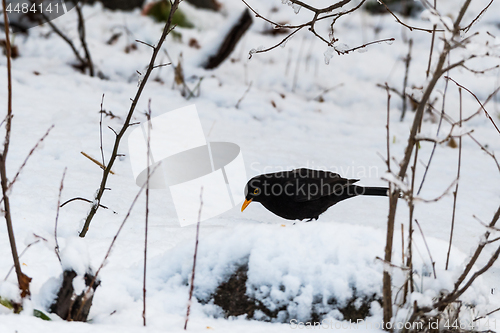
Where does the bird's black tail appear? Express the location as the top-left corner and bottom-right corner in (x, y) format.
(355, 186), (389, 197)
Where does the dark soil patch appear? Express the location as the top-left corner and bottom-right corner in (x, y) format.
(212, 264), (381, 322)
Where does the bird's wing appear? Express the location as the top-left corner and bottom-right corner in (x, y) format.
(289, 168), (359, 202)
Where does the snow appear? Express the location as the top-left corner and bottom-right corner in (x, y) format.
(59, 237), (92, 277)
(0, 0), (500, 332)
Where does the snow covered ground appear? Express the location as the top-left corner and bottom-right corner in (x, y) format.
(1, 0), (500, 332)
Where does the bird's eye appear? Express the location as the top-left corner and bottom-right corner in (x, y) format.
(253, 188), (260, 195)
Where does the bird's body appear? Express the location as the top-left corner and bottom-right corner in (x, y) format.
(241, 168), (388, 221)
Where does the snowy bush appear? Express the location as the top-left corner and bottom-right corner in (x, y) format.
(146, 223), (491, 324)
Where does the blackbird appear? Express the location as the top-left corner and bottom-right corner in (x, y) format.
(241, 168), (389, 221)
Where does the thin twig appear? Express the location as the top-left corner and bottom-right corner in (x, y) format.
(426, 25), (437, 78)
(152, 63), (172, 69)
(462, 0), (494, 33)
(446, 87), (462, 270)
(485, 236), (500, 245)
(417, 54), (450, 195)
(39, 11), (86, 66)
(462, 86), (500, 123)
(248, 26), (306, 58)
(108, 126), (118, 136)
(414, 179), (458, 203)
(406, 95), (421, 299)
(375, 257), (411, 271)
(378, 0), (442, 33)
(54, 168), (67, 263)
(292, 36), (306, 92)
(401, 39), (413, 121)
(235, 81), (253, 109)
(4, 125), (54, 194)
(335, 38), (396, 55)
(401, 224), (405, 265)
(311, 83), (344, 101)
(473, 306), (500, 322)
(414, 220), (436, 279)
(462, 64), (500, 75)
(81, 152), (115, 175)
(60, 197), (113, 212)
(99, 95), (105, 167)
(243, 0), (389, 57)
(444, 76), (500, 135)
(136, 39), (155, 49)
(184, 188), (204, 330)
(36, 3), (93, 76)
(75, 3), (94, 76)
(385, 84), (391, 173)
(4, 234), (47, 281)
(143, 100), (152, 326)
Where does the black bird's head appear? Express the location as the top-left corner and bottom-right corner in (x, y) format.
(241, 175), (266, 212)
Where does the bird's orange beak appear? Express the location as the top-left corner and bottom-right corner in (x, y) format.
(241, 198), (253, 212)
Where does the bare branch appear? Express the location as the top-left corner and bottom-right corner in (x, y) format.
(235, 81), (253, 109)
(401, 39), (413, 121)
(281, 0), (352, 15)
(81, 151), (115, 175)
(79, 0), (182, 237)
(243, 0), (387, 57)
(60, 197), (114, 212)
(473, 306), (500, 322)
(414, 220), (436, 279)
(184, 188), (204, 330)
(99, 95), (105, 167)
(143, 100), (152, 326)
(75, 3), (94, 76)
(54, 168), (67, 263)
(248, 26), (306, 58)
(39, 11), (86, 66)
(7, 125), (54, 191)
(462, 64), (500, 75)
(463, 86), (500, 122)
(414, 179), (458, 203)
(4, 234), (47, 281)
(445, 87), (463, 270)
(38, 3), (93, 76)
(333, 38), (395, 55)
(378, 0), (441, 33)
(1, 0), (31, 300)
(444, 76), (500, 135)
(108, 126), (118, 136)
(136, 39), (155, 49)
(463, 0), (494, 33)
